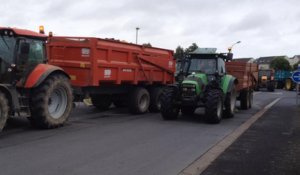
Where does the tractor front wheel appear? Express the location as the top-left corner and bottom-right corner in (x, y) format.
(160, 88), (179, 120)
(204, 89), (223, 124)
(0, 92), (9, 131)
(30, 74), (73, 129)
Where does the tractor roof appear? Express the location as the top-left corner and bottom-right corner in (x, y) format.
(190, 48), (217, 54)
(0, 27), (47, 39)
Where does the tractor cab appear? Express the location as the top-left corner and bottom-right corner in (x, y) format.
(0, 27), (47, 85)
(180, 48), (232, 83)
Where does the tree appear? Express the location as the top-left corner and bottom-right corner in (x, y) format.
(184, 43), (199, 54)
(270, 57), (291, 71)
(174, 46), (185, 60)
(142, 43), (152, 47)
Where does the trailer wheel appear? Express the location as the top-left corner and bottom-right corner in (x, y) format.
(129, 87), (150, 114)
(224, 85), (237, 118)
(149, 87), (163, 112)
(240, 90), (249, 110)
(30, 74), (73, 129)
(249, 90), (253, 109)
(204, 89), (223, 124)
(91, 95), (112, 110)
(0, 92), (9, 131)
(160, 88), (179, 120)
(181, 106), (196, 115)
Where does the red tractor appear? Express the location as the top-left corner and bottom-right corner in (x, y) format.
(0, 27), (73, 131)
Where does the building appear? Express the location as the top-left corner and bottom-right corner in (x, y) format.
(233, 58), (255, 63)
(288, 55), (300, 66)
(255, 56), (288, 70)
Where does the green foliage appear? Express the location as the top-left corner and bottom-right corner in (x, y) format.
(270, 57), (291, 71)
(174, 43), (199, 61)
(185, 43), (199, 54)
(174, 46), (185, 60)
(142, 43), (152, 47)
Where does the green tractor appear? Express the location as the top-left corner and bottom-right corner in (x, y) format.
(160, 48), (238, 124)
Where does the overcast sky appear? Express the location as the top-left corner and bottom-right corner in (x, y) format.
(1, 0), (300, 58)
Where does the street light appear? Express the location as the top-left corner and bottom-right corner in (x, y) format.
(136, 27), (140, 44)
(228, 41), (241, 53)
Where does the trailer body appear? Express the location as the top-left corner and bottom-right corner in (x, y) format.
(47, 36), (175, 113)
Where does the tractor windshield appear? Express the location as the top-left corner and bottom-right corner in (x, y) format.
(189, 58), (216, 74)
(0, 35), (16, 65)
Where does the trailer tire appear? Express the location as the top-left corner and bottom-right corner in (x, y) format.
(240, 90), (249, 110)
(204, 89), (223, 124)
(0, 92), (9, 131)
(149, 87), (163, 112)
(30, 74), (73, 129)
(181, 106), (196, 115)
(224, 85), (237, 118)
(160, 88), (179, 120)
(129, 87), (150, 114)
(91, 95), (112, 110)
(249, 90), (253, 109)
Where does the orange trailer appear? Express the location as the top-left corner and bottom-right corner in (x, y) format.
(226, 61), (258, 109)
(47, 36), (175, 113)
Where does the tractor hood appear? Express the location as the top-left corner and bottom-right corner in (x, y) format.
(182, 73), (208, 95)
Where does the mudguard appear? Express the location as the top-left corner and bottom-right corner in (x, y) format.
(222, 75), (238, 94)
(24, 64), (69, 88)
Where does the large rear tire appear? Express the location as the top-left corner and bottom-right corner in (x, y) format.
(285, 78), (294, 91)
(129, 87), (150, 114)
(149, 87), (163, 112)
(0, 92), (9, 131)
(91, 95), (112, 110)
(224, 85), (237, 118)
(204, 89), (223, 124)
(30, 74), (73, 129)
(160, 88), (179, 120)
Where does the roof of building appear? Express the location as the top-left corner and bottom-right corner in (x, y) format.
(255, 56), (288, 64)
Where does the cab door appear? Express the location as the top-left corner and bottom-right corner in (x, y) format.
(15, 38), (46, 86)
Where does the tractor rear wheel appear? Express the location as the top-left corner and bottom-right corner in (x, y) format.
(224, 85), (237, 118)
(30, 74), (73, 129)
(0, 92), (9, 131)
(160, 88), (179, 120)
(91, 95), (112, 110)
(129, 87), (150, 114)
(204, 89), (223, 124)
(285, 78), (294, 91)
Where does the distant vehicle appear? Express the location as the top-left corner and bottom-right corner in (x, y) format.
(274, 70), (296, 91)
(0, 26), (73, 132)
(257, 69), (275, 92)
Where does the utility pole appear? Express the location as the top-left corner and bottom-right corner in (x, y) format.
(136, 27), (140, 44)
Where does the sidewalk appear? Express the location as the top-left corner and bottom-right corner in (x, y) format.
(201, 95), (300, 175)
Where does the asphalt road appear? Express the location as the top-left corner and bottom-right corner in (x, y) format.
(201, 90), (300, 175)
(0, 90), (289, 175)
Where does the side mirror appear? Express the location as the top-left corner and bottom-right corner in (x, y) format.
(20, 42), (30, 54)
(227, 53), (233, 60)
